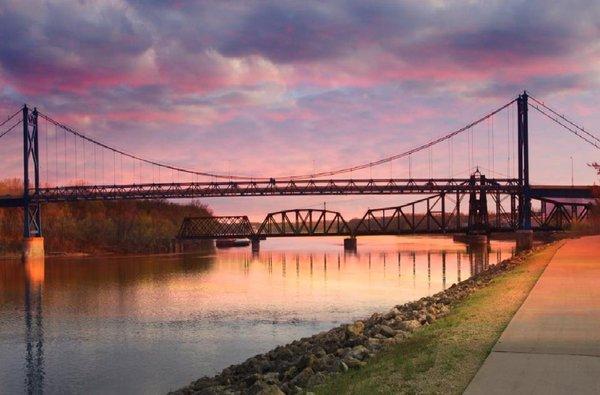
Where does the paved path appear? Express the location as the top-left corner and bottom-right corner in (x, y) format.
(465, 236), (600, 395)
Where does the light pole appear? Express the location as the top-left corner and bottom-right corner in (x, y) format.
(570, 156), (574, 186)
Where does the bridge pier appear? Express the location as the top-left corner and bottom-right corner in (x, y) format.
(23, 237), (44, 260)
(251, 237), (260, 253)
(515, 229), (533, 252)
(344, 237), (357, 251)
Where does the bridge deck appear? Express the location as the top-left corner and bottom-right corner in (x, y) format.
(0, 179), (596, 206)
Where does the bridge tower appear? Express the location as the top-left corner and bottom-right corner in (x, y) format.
(22, 105), (44, 259)
(517, 91), (531, 230)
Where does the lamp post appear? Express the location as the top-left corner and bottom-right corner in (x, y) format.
(570, 156), (574, 186)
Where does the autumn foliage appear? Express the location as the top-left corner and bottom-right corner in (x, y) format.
(0, 178), (212, 254)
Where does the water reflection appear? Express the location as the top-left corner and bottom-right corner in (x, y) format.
(223, 243), (500, 292)
(0, 236), (515, 394)
(24, 258), (45, 394)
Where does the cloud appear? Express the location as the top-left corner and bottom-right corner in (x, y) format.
(0, 0), (598, 199)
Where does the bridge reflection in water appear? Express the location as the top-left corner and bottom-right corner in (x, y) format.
(23, 258), (45, 394)
(1, 237), (514, 394)
(227, 242), (508, 291)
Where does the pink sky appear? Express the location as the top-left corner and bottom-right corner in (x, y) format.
(0, 0), (598, 219)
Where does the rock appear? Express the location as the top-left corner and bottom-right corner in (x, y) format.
(281, 383), (303, 395)
(398, 319), (421, 332)
(313, 347), (326, 358)
(244, 373), (263, 386)
(425, 313), (435, 324)
(438, 305), (450, 316)
(367, 312), (384, 324)
(263, 372), (280, 384)
(248, 381), (284, 395)
(191, 377), (217, 390)
(366, 337), (384, 351)
(338, 360), (349, 372)
(297, 353), (318, 371)
(194, 386), (229, 395)
(290, 367), (314, 387)
(335, 347), (350, 357)
(345, 334), (368, 347)
(349, 345), (370, 360)
(275, 347), (295, 361)
(345, 321), (365, 338)
(283, 366), (297, 380)
(378, 324), (396, 338)
(384, 307), (401, 320)
(306, 372), (327, 388)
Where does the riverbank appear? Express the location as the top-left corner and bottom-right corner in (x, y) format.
(173, 241), (561, 394)
(314, 241), (562, 394)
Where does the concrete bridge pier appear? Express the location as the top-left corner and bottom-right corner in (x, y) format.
(23, 237), (44, 260)
(344, 237), (357, 251)
(516, 229), (534, 251)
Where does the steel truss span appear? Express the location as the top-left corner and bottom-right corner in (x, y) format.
(177, 196), (593, 240)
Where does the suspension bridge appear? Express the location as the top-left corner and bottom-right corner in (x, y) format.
(0, 91), (597, 256)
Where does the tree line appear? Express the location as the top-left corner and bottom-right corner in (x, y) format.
(0, 178), (212, 254)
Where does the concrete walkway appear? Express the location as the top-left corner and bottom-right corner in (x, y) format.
(465, 236), (600, 394)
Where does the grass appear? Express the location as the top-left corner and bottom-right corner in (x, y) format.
(315, 241), (564, 395)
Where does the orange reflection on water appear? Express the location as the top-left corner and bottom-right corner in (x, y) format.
(24, 258), (45, 285)
(0, 235), (515, 394)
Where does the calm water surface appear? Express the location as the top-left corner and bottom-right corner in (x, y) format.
(0, 236), (515, 394)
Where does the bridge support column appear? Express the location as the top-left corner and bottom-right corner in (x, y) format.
(23, 237), (44, 259)
(344, 237), (357, 251)
(515, 229), (533, 252)
(251, 238), (260, 253)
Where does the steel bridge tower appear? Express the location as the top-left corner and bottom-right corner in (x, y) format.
(22, 105), (44, 258)
(517, 91), (531, 230)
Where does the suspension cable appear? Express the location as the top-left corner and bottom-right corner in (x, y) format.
(0, 120), (22, 139)
(528, 102), (600, 150)
(36, 99), (516, 182)
(0, 108), (21, 130)
(529, 95), (600, 144)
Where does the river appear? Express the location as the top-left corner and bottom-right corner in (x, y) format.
(0, 236), (514, 394)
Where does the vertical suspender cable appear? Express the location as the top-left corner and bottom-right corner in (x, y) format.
(63, 127), (67, 184)
(507, 107), (510, 177)
(74, 132), (77, 181)
(44, 118), (48, 186)
(491, 115), (495, 175)
(55, 124), (58, 186)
